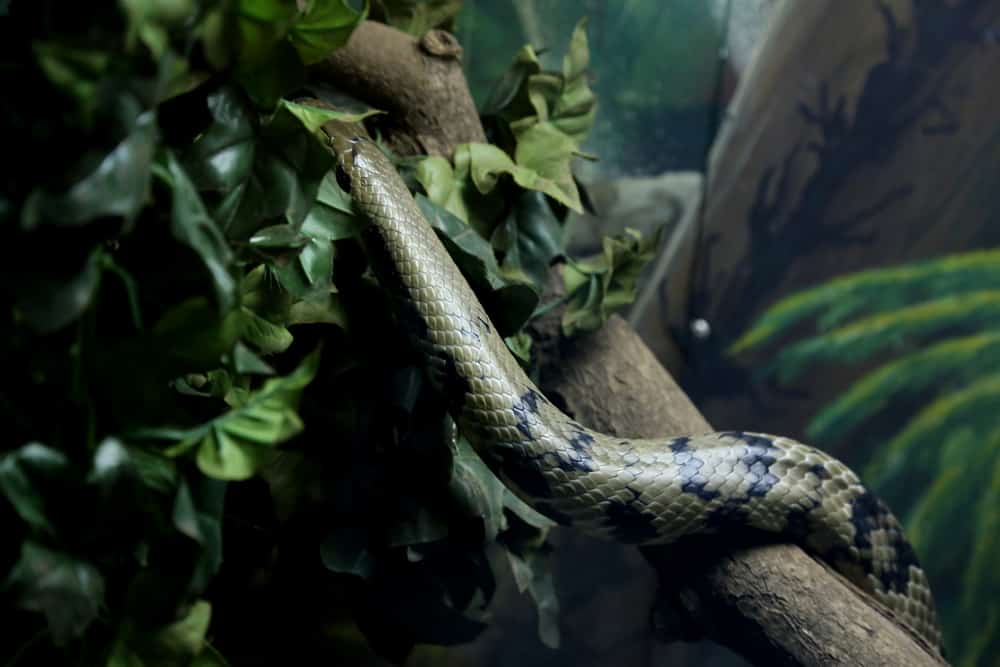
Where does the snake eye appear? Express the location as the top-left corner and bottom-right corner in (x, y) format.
(334, 163), (352, 193)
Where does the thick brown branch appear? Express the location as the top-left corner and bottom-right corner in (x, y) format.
(310, 20), (486, 157)
(536, 311), (946, 666)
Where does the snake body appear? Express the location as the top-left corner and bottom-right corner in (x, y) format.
(330, 132), (942, 651)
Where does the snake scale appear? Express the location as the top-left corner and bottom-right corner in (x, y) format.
(329, 130), (943, 652)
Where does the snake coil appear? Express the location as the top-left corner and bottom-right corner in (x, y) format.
(330, 130), (943, 652)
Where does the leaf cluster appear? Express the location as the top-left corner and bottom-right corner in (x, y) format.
(733, 250), (1000, 666)
(0, 3), (660, 665)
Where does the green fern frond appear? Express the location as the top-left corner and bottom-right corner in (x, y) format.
(866, 375), (1000, 504)
(730, 249), (1000, 354)
(964, 450), (1000, 610)
(767, 291), (1000, 382)
(807, 333), (1000, 444)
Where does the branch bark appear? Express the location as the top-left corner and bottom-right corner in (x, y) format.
(312, 19), (947, 667)
(310, 20), (486, 157)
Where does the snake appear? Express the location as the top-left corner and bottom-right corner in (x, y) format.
(328, 129), (943, 653)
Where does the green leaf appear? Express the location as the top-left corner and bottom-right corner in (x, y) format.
(287, 290), (348, 327)
(239, 307), (294, 354)
(32, 42), (110, 121)
(173, 478), (226, 593)
(505, 545), (559, 648)
(249, 223), (310, 249)
(389, 500), (449, 547)
(416, 194), (538, 336)
(448, 438), (506, 540)
(502, 490), (555, 531)
(233, 341), (275, 375)
(0, 444), (71, 535)
(159, 152), (237, 312)
(147, 347), (321, 480)
(561, 226), (662, 336)
(146, 600), (213, 661)
(22, 107), (157, 229)
(493, 189), (565, 289)
(16, 247), (103, 333)
(229, 100), (335, 238)
(120, 0), (197, 57)
(511, 123), (584, 212)
(237, 0), (298, 64)
(374, 0), (462, 35)
(182, 87), (255, 227)
(320, 524), (374, 578)
(289, 0), (368, 65)
(278, 98), (382, 136)
(5, 541), (105, 645)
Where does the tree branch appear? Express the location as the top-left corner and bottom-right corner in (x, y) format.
(312, 19), (947, 667)
(310, 20), (486, 157)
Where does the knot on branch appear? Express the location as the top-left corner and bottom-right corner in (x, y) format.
(420, 29), (462, 58)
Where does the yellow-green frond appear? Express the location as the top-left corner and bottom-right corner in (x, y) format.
(730, 249), (1000, 354)
(767, 290), (1000, 383)
(867, 375), (1000, 498)
(807, 333), (1000, 443)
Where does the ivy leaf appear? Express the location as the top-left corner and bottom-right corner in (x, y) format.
(16, 247), (103, 334)
(233, 0), (301, 108)
(228, 100), (335, 239)
(233, 341), (275, 375)
(183, 87), (255, 230)
(0, 443), (71, 535)
(493, 189), (565, 290)
(145, 600), (213, 662)
(416, 194), (538, 336)
(158, 151), (237, 312)
(5, 541), (105, 645)
(107, 600), (214, 667)
(289, 0), (368, 65)
(172, 478), (226, 594)
(31, 42), (110, 122)
(561, 227), (663, 337)
(321, 524), (374, 579)
(279, 98), (382, 136)
(22, 106), (157, 229)
(448, 438), (506, 541)
(512, 123), (584, 213)
(374, 0), (462, 35)
(142, 347), (321, 480)
(506, 545), (559, 648)
(249, 223), (310, 249)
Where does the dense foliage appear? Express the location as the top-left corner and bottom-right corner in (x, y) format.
(733, 250), (1000, 667)
(0, 1), (658, 664)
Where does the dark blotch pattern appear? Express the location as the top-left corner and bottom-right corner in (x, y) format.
(604, 488), (660, 543)
(849, 491), (922, 593)
(809, 463), (832, 480)
(719, 431), (779, 451)
(512, 389), (543, 439)
(668, 436), (691, 453)
(741, 445), (779, 497)
(675, 450), (719, 501)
